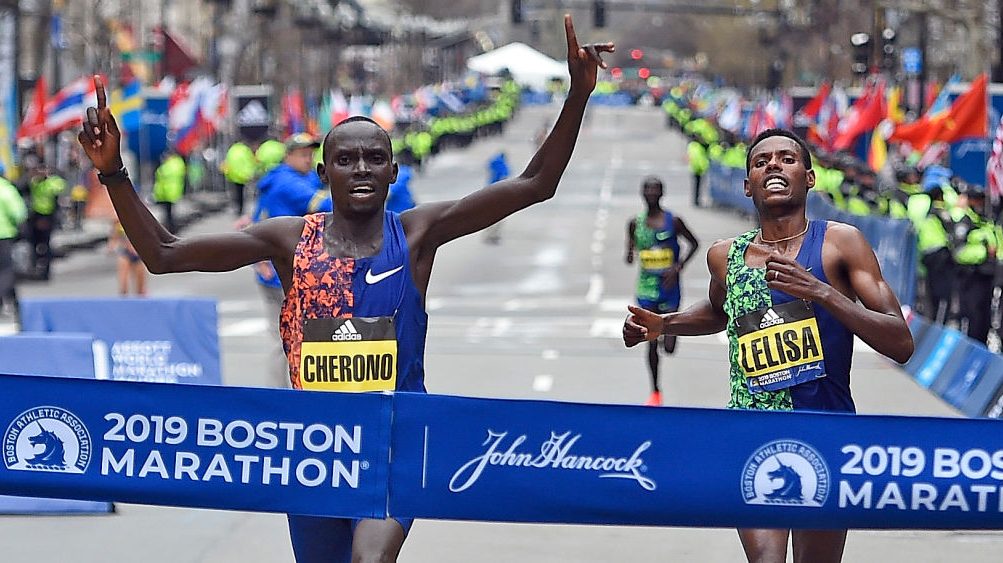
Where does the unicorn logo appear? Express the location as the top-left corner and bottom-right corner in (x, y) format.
(4, 406), (92, 473)
(741, 439), (829, 507)
(26, 423), (67, 469)
(764, 459), (803, 502)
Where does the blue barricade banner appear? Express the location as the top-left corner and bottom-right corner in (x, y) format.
(0, 374), (390, 518)
(806, 193), (917, 306)
(0, 334), (112, 514)
(20, 298), (221, 385)
(902, 312), (1003, 419)
(0, 333), (96, 379)
(389, 393), (1003, 529)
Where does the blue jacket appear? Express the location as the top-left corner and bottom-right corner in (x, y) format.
(252, 163), (332, 287)
(387, 164), (416, 214)
(488, 153), (509, 184)
(252, 163), (331, 222)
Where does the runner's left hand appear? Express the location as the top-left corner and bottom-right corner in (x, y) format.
(623, 305), (662, 347)
(765, 252), (826, 301)
(564, 14), (615, 96)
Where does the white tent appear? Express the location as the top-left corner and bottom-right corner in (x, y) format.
(467, 43), (569, 93)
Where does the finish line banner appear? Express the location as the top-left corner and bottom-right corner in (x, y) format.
(4, 373), (1003, 529)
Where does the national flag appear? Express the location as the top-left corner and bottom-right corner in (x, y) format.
(833, 81), (885, 151)
(169, 77), (214, 155)
(110, 79), (143, 133)
(925, 75), (960, 118)
(16, 76), (46, 140)
(371, 99), (396, 131)
(987, 114), (1003, 202)
(795, 82), (830, 126)
(282, 88), (306, 136)
(868, 120), (892, 172)
(44, 76), (100, 135)
(717, 95), (742, 133)
(889, 73), (988, 151)
(330, 90), (349, 125)
(887, 86), (905, 124)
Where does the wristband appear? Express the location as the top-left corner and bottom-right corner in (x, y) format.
(97, 166), (129, 184)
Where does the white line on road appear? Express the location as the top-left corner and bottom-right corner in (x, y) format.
(586, 274), (604, 304)
(220, 318), (269, 337)
(532, 375), (554, 392)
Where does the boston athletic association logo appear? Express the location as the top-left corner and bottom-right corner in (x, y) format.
(742, 439), (829, 507)
(4, 406), (92, 473)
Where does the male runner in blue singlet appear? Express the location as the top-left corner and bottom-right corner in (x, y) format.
(625, 176), (698, 405)
(80, 15), (613, 563)
(623, 129), (914, 562)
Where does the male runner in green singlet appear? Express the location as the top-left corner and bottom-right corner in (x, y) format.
(80, 16), (611, 563)
(625, 176), (698, 405)
(623, 129), (914, 562)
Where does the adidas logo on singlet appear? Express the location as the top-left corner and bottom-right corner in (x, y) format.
(331, 320), (364, 341)
(759, 308), (785, 329)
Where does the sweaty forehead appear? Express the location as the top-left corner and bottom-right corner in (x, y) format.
(325, 122), (391, 153)
(750, 136), (800, 160)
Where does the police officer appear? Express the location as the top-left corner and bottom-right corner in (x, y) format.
(0, 162), (26, 316)
(686, 135), (709, 207)
(221, 139), (257, 216)
(153, 150), (186, 234)
(953, 187), (997, 344)
(27, 164), (66, 280)
(917, 187), (955, 322)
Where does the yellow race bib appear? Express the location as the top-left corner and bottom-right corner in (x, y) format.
(299, 317), (397, 392)
(735, 300), (826, 393)
(638, 248), (675, 272)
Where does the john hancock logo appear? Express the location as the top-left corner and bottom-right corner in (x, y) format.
(4, 406), (92, 473)
(449, 430), (656, 493)
(742, 439), (829, 507)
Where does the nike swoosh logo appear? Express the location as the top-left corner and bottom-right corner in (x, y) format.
(365, 265), (404, 284)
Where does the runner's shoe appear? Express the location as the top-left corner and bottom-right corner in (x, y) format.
(644, 391), (662, 406)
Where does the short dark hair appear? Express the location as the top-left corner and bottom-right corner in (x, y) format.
(746, 128), (812, 172)
(642, 176), (663, 190)
(322, 116), (393, 163)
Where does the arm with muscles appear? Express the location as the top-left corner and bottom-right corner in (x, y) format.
(78, 76), (284, 275)
(764, 224), (914, 364)
(624, 240), (729, 346)
(406, 15), (614, 250)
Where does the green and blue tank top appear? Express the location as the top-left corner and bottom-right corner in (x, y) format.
(724, 220), (855, 412)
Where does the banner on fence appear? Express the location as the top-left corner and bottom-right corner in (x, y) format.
(19, 298), (221, 385)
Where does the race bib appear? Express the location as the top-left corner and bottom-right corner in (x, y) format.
(638, 248), (675, 272)
(299, 317), (397, 393)
(735, 300), (826, 393)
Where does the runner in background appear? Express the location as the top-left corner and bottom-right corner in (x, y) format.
(625, 176), (698, 405)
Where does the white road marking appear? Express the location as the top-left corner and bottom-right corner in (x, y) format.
(590, 318), (625, 338)
(220, 318), (269, 337)
(532, 374), (554, 392)
(585, 274), (604, 305)
(542, 349), (560, 360)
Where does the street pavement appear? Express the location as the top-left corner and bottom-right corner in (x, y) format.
(1, 104), (1001, 562)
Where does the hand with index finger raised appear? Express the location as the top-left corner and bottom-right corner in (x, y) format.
(564, 14), (615, 96)
(77, 75), (124, 176)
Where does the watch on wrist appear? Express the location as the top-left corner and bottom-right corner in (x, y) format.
(97, 165), (129, 184)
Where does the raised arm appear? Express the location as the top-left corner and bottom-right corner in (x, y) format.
(78, 76), (283, 275)
(764, 224), (914, 363)
(624, 239), (730, 346)
(409, 15), (614, 248)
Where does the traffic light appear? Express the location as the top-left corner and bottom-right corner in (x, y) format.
(880, 27), (897, 70)
(638, 68), (651, 80)
(610, 67), (623, 79)
(593, 0), (606, 28)
(511, 0), (523, 24)
(630, 49), (643, 61)
(850, 32), (871, 75)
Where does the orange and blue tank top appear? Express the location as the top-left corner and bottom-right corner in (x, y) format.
(279, 211), (428, 392)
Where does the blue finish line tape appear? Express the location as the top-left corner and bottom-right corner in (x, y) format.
(3, 373), (1003, 529)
